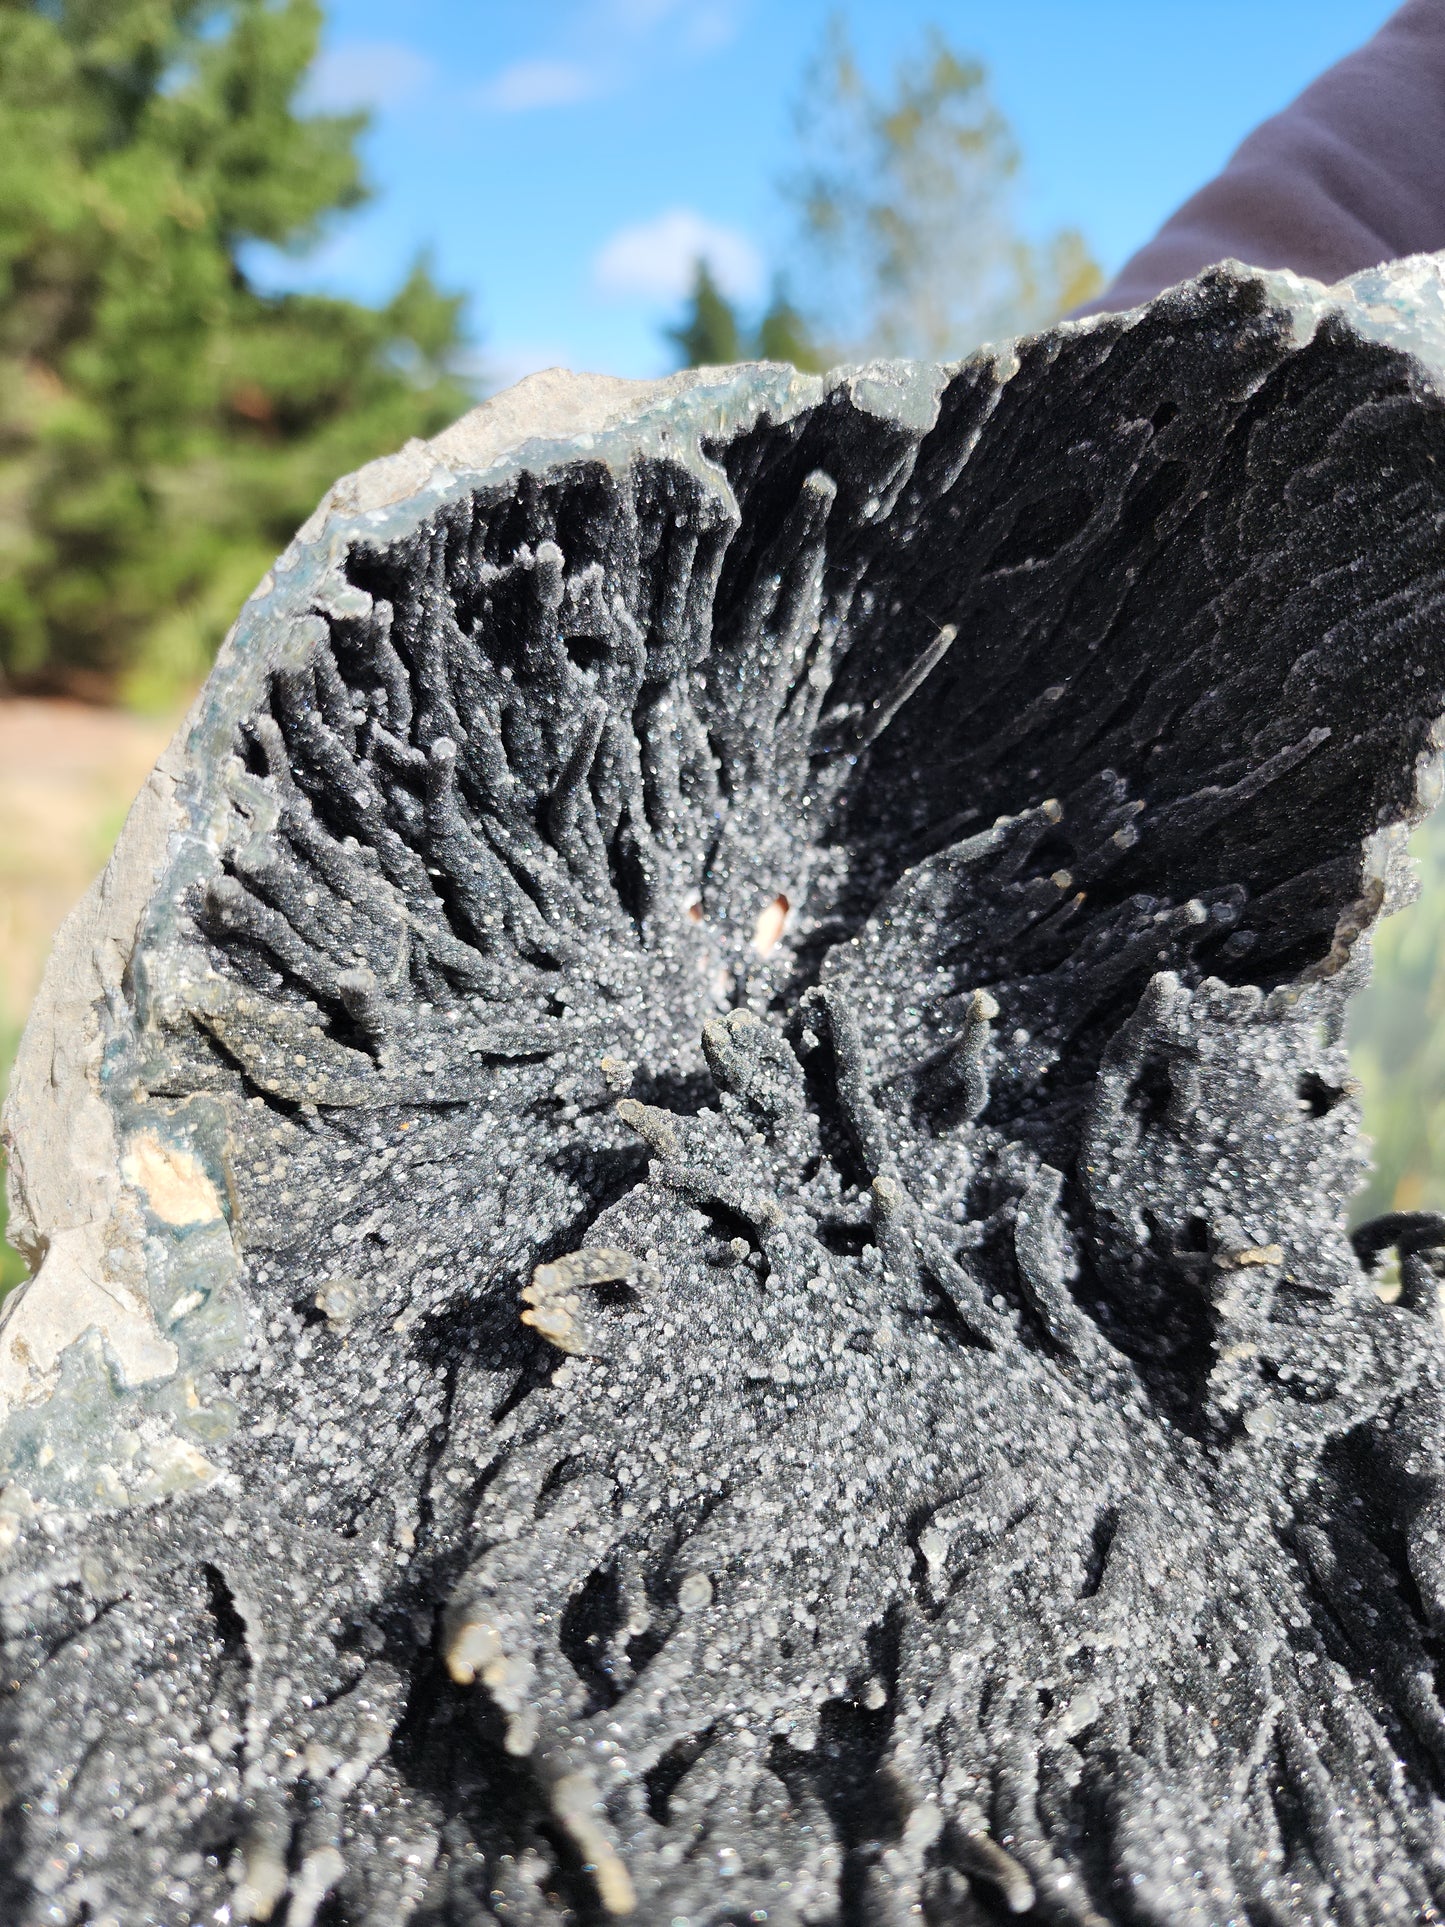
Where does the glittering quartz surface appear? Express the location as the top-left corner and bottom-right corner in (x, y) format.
(6, 258), (1445, 1924)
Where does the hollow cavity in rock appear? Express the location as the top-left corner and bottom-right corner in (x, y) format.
(5, 261), (1445, 1924)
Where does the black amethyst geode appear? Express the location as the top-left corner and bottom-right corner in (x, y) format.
(6, 259), (1445, 1925)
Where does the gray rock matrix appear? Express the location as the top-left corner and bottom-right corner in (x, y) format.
(5, 257), (1445, 1925)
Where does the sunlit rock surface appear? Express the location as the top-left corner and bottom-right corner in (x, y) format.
(6, 258), (1445, 1924)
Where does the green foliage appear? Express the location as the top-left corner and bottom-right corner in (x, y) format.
(1349, 807), (1445, 1221)
(667, 262), (829, 373)
(784, 17), (1100, 359)
(754, 279), (829, 372)
(0, 1230), (24, 1301)
(0, 0), (474, 702)
(666, 259), (743, 367)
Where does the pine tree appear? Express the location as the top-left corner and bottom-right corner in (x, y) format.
(755, 278), (829, 372)
(667, 265), (828, 373)
(665, 259), (744, 369)
(0, 0), (474, 702)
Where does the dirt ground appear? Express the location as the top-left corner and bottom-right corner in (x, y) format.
(0, 699), (183, 1042)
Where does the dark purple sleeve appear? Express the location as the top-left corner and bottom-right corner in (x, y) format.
(1076, 0), (1445, 316)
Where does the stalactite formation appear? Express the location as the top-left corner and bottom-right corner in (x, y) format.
(6, 259), (1445, 1923)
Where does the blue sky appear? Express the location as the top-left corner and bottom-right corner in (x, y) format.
(259, 0), (1403, 385)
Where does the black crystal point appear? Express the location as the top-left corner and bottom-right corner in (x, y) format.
(6, 260), (1445, 1923)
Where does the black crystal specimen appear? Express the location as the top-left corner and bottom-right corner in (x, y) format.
(5, 261), (1445, 1924)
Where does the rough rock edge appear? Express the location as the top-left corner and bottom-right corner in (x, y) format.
(0, 754), (187, 1408)
(3, 253), (1443, 1472)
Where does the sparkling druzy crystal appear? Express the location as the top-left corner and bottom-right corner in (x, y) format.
(7, 258), (1445, 1923)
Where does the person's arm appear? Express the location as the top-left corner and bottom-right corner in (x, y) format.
(1077, 0), (1445, 315)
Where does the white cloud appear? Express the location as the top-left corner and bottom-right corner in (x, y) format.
(472, 2), (739, 120)
(680, 5), (741, 53)
(305, 40), (434, 112)
(604, 0), (740, 43)
(592, 209), (764, 304)
(475, 58), (602, 113)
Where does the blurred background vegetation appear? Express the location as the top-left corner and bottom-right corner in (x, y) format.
(665, 22), (1099, 371)
(0, 0), (1435, 1293)
(0, 0), (474, 710)
(1346, 820), (1445, 1224)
